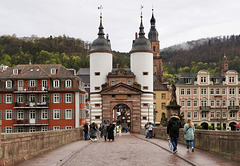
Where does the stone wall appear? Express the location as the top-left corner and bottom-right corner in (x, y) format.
(0, 127), (83, 166)
(153, 127), (240, 163)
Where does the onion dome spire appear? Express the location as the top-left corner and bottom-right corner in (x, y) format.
(139, 10), (145, 38)
(148, 9), (159, 42)
(90, 6), (111, 53)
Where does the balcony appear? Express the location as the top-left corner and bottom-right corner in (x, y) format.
(228, 106), (239, 111)
(13, 119), (49, 126)
(14, 102), (49, 109)
(199, 106), (211, 111)
(14, 87), (48, 93)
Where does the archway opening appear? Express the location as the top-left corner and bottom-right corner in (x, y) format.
(112, 104), (131, 133)
(229, 122), (237, 131)
(201, 122), (208, 130)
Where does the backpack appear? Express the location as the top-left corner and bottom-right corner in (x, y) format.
(171, 120), (179, 132)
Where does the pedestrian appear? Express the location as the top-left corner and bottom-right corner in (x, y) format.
(83, 122), (89, 140)
(90, 122), (98, 141)
(102, 121), (108, 141)
(145, 122), (149, 138)
(118, 125), (122, 135)
(99, 123), (103, 138)
(107, 123), (115, 141)
(167, 113), (182, 153)
(184, 119), (195, 152)
(148, 122), (153, 138)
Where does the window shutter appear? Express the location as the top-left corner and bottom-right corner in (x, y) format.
(51, 110), (53, 119)
(36, 112), (38, 123)
(59, 94), (62, 103)
(28, 80), (30, 87)
(23, 94), (25, 103)
(47, 110), (50, 119)
(0, 95), (2, 103)
(3, 127), (5, 133)
(72, 94), (74, 103)
(12, 110), (15, 120)
(60, 110), (62, 119)
(3, 111), (5, 120)
(63, 110), (65, 119)
(11, 94), (13, 103)
(51, 94), (54, 103)
(63, 94), (65, 103)
(3, 94), (6, 103)
(72, 109), (74, 119)
(35, 80), (37, 87)
(0, 110), (2, 119)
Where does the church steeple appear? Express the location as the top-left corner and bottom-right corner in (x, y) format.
(97, 15), (105, 37)
(139, 13), (145, 38)
(148, 9), (159, 42)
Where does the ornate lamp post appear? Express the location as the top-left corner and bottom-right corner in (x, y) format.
(153, 104), (156, 126)
(148, 104), (150, 122)
(89, 105), (92, 124)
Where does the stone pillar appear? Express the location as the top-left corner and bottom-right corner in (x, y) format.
(166, 105), (181, 121)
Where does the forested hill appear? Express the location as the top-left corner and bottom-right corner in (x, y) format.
(0, 35), (130, 70)
(161, 35), (240, 72)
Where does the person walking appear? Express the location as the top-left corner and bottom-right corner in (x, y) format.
(184, 119), (195, 152)
(148, 122), (153, 138)
(99, 123), (103, 138)
(90, 122), (98, 141)
(83, 122), (89, 140)
(167, 113), (182, 153)
(102, 121), (108, 142)
(107, 123), (115, 141)
(145, 122), (149, 138)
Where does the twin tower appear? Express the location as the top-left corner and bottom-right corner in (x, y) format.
(89, 10), (162, 132)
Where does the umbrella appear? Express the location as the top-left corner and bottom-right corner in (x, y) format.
(234, 123), (240, 127)
(168, 137), (173, 152)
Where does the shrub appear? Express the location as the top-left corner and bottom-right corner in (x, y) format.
(208, 125), (214, 130)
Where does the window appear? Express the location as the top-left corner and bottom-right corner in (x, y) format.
(17, 110), (24, 120)
(29, 127), (36, 132)
(201, 89), (207, 95)
(18, 127), (24, 133)
(194, 100), (197, 107)
(201, 112), (207, 118)
(187, 112), (191, 118)
(6, 94), (12, 103)
(29, 94), (35, 102)
(201, 77), (206, 83)
(161, 103), (166, 109)
(210, 89), (214, 94)
(230, 112), (236, 118)
(127, 80), (131, 85)
(95, 116), (100, 119)
(181, 89), (185, 95)
(95, 103), (100, 107)
(181, 101), (185, 107)
(51, 68), (56, 75)
(143, 103), (148, 107)
(143, 86), (148, 90)
(143, 72), (148, 75)
(216, 112), (220, 118)
(6, 110), (12, 120)
(211, 100), (214, 107)
(53, 109), (60, 119)
(229, 88), (235, 95)
(153, 93), (156, 99)
(111, 80), (116, 85)
(41, 94), (47, 103)
(193, 89), (197, 95)
(13, 69), (18, 75)
(42, 80), (48, 89)
(65, 94), (72, 103)
(65, 79), (72, 88)
(143, 116), (147, 120)
(187, 101), (191, 107)
(65, 109), (72, 119)
(29, 80), (36, 87)
(216, 89), (220, 94)
(94, 72), (100, 76)
(41, 110), (48, 119)
(65, 126), (73, 129)
(222, 112), (226, 118)
(186, 79), (191, 84)
(17, 80), (24, 89)
(229, 77), (235, 83)
(211, 112), (214, 118)
(17, 94), (24, 103)
(53, 80), (60, 88)
(230, 100), (235, 106)
(53, 126), (60, 131)
(6, 80), (12, 89)
(53, 94), (60, 103)
(6, 127), (12, 133)
(216, 100), (220, 107)
(161, 93), (166, 99)
(222, 89), (226, 94)
(201, 100), (207, 106)
(95, 87), (100, 90)
(194, 112), (198, 118)
(41, 127), (48, 131)
(222, 100), (226, 107)
(187, 89), (191, 95)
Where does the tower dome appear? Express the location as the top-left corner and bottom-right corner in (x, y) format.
(90, 16), (111, 52)
(148, 9), (159, 42)
(130, 15), (152, 53)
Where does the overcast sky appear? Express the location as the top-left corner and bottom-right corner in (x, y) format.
(1, 0), (240, 52)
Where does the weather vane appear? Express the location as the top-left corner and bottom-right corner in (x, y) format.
(140, 5), (143, 18)
(98, 5), (103, 18)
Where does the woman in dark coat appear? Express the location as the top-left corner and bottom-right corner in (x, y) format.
(107, 123), (115, 141)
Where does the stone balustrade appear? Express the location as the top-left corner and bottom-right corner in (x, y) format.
(153, 127), (240, 163)
(0, 127), (83, 166)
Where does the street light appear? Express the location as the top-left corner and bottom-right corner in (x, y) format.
(89, 105), (92, 124)
(148, 104), (150, 122)
(153, 103), (156, 126)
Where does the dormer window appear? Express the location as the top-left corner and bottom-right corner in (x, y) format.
(6, 80), (12, 89)
(229, 77), (235, 83)
(111, 80), (115, 85)
(186, 78), (191, 84)
(13, 69), (18, 75)
(201, 77), (206, 83)
(51, 68), (56, 75)
(53, 80), (60, 88)
(65, 79), (72, 88)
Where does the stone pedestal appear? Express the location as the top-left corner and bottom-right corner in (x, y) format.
(166, 105), (181, 121)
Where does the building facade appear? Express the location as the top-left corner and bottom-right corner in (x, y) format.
(89, 13), (154, 133)
(175, 69), (240, 131)
(0, 64), (86, 133)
